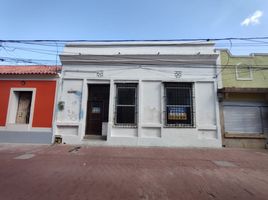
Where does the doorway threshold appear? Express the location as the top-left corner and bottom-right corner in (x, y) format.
(83, 135), (107, 140)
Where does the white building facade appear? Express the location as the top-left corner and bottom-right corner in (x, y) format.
(55, 41), (222, 147)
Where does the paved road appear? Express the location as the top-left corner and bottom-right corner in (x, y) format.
(0, 144), (268, 200)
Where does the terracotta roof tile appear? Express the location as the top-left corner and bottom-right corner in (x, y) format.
(0, 65), (61, 75)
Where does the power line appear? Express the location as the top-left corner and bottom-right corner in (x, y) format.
(2, 36), (268, 43)
(2, 37), (268, 61)
(1, 37), (268, 80)
(1, 44), (268, 68)
(4, 42), (268, 56)
(2, 56), (267, 81)
(2, 55), (268, 67)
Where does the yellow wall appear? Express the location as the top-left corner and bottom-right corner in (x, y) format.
(220, 50), (268, 88)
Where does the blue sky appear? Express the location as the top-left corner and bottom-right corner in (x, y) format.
(1, 0), (268, 64)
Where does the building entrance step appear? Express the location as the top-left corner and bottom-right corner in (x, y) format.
(83, 135), (107, 140)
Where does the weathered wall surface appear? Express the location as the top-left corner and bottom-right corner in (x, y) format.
(55, 42), (221, 147)
(220, 50), (268, 88)
(57, 79), (83, 122)
(0, 80), (56, 128)
(219, 50), (268, 148)
(55, 64), (221, 147)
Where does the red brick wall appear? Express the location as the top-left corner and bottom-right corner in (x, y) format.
(0, 80), (56, 128)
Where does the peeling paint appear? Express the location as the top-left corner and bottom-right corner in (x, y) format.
(58, 80), (83, 122)
(67, 109), (78, 121)
(56, 43), (222, 147)
(79, 109), (83, 120)
(75, 91), (82, 96)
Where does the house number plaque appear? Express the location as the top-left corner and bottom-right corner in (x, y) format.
(175, 71), (182, 78)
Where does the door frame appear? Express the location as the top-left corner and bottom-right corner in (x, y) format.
(6, 88), (36, 131)
(84, 82), (110, 137)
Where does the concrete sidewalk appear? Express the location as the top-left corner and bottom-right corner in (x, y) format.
(0, 144), (268, 200)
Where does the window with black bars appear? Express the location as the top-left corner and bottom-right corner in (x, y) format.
(164, 82), (195, 128)
(114, 83), (138, 127)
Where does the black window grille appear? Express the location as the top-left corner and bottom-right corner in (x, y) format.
(164, 82), (195, 128)
(115, 83), (137, 127)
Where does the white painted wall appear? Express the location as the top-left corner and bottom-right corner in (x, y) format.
(57, 79), (83, 122)
(55, 42), (221, 147)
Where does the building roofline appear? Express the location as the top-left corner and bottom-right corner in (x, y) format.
(65, 41), (215, 47)
(216, 48), (268, 57)
(0, 65), (62, 75)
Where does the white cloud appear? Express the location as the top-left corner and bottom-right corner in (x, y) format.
(241, 10), (263, 26)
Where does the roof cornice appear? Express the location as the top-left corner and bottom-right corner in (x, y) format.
(65, 41), (215, 48)
(60, 54), (218, 66)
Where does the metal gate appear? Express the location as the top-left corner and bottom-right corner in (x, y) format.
(223, 102), (268, 134)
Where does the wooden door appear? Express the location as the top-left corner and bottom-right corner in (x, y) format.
(16, 92), (32, 124)
(86, 101), (103, 135)
(86, 84), (110, 135)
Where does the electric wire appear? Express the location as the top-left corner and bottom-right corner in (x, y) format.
(2, 36), (268, 43)
(1, 37), (268, 80)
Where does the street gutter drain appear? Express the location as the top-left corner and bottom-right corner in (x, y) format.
(14, 154), (35, 160)
(68, 146), (81, 153)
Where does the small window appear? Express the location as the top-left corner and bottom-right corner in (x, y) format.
(235, 64), (253, 80)
(115, 83), (137, 126)
(164, 83), (194, 127)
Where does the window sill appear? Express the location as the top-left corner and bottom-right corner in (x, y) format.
(141, 123), (162, 128)
(224, 133), (267, 139)
(164, 125), (195, 128)
(113, 125), (137, 128)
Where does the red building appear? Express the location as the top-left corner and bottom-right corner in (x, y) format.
(0, 65), (61, 143)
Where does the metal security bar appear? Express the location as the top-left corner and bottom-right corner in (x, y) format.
(114, 83), (138, 127)
(164, 82), (195, 128)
